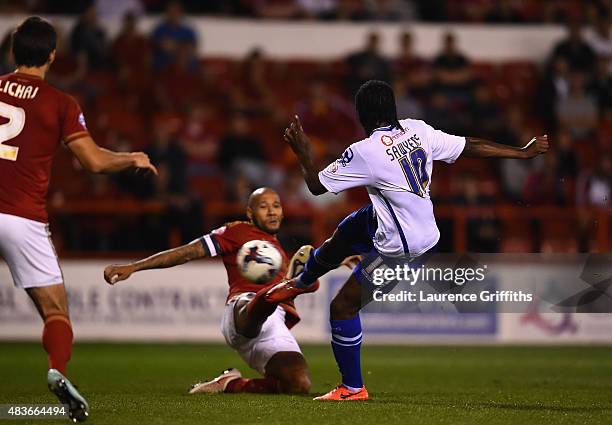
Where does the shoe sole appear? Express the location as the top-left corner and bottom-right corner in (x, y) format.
(48, 371), (89, 423)
(286, 245), (313, 279)
(188, 369), (242, 394)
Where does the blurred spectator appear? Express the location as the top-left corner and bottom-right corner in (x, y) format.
(334, 0), (371, 21)
(296, 79), (362, 156)
(432, 32), (473, 102)
(485, 0), (524, 23)
(48, 24), (95, 106)
(577, 154), (612, 206)
(70, 4), (108, 70)
(370, 0), (401, 21)
(416, 0), (447, 21)
(497, 106), (528, 147)
(394, 31), (431, 98)
(280, 168), (315, 209)
(254, 0), (303, 19)
(143, 121), (189, 197)
(210, 1), (257, 16)
(226, 174), (256, 204)
(425, 90), (469, 134)
(523, 153), (568, 205)
(0, 31), (14, 75)
(280, 167), (347, 209)
(499, 107), (536, 201)
(551, 22), (596, 72)
(452, 173), (500, 252)
(95, 0), (144, 18)
(346, 32), (392, 96)
(590, 57), (612, 118)
(538, 56), (571, 131)
(156, 44), (205, 111)
(555, 131), (578, 182)
(468, 82), (504, 139)
(296, 0), (338, 19)
(522, 130), (576, 221)
(394, 78), (423, 120)
(588, 14), (612, 67)
(179, 104), (220, 175)
(380, 0), (418, 20)
(218, 114), (282, 188)
(556, 73), (598, 139)
(111, 12), (151, 78)
(0, 0), (31, 13)
(542, 0), (570, 24)
(142, 121), (204, 246)
(230, 48), (278, 116)
(152, 0), (198, 71)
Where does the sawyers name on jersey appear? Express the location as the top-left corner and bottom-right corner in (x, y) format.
(319, 118), (466, 258)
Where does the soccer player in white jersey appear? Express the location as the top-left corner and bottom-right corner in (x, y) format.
(266, 80), (549, 401)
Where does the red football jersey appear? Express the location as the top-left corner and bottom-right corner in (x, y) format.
(200, 221), (301, 327)
(0, 72), (89, 223)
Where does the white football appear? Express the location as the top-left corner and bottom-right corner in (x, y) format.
(236, 240), (283, 284)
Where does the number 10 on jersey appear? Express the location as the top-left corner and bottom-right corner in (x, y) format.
(399, 148), (429, 196)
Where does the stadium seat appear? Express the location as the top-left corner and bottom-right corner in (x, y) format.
(501, 237), (532, 253)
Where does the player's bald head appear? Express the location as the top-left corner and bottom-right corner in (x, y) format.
(247, 188), (283, 234)
(248, 187), (279, 209)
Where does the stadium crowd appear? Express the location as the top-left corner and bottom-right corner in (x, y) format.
(0, 1), (610, 253)
(2, 0), (611, 24)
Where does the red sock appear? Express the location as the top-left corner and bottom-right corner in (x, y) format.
(245, 285), (278, 319)
(225, 377), (280, 394)
(42, 315), (73, 374)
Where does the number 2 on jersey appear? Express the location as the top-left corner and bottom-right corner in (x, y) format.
(0, 100), (25, 161)
(399, 148), (429, 196)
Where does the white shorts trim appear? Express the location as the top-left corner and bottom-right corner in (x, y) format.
(221, 293), (302, 375)
(0, 212), (63, 289)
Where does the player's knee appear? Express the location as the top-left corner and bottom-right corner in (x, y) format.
(27, 285), (68, 319)
(321, 231), (352, 263)
(42, 295), (68, 318)
(291, 374), (311, 394)
(330, 292), (360, 320)
(280, 372), (310, 394)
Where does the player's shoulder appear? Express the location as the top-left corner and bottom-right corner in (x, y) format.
(213, 220), (251, 235)
(224, 220), (251, 229)
(48, 84), (77, 106)
(32, 78), (75, 104)
(347, 137), (369, 153)
(399, 118), (431, 133)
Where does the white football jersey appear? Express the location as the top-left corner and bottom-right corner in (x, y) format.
(318, 118), (466, 257)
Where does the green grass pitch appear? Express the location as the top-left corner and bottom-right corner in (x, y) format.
(1, 343), (611, 425)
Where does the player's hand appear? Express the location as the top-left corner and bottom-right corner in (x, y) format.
(130, 152), (159, 176)
(341, 255), (363, 270)
(284, 115), (312, 158)
(521, 135), (549, 158)
(104, 264), (135, 285)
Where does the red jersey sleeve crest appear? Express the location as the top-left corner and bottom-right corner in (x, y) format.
(62, 95), (89, 144)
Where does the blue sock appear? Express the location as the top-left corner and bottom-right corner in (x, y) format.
(296, 247), (340, 288)
(330, 316), (363, 390)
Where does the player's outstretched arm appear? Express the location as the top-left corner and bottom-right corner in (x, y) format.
(103, 239), (206, 285)
(461, 135), (549, 159)
(284, 115), (327, 195)
(68, 136), (159, 175)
